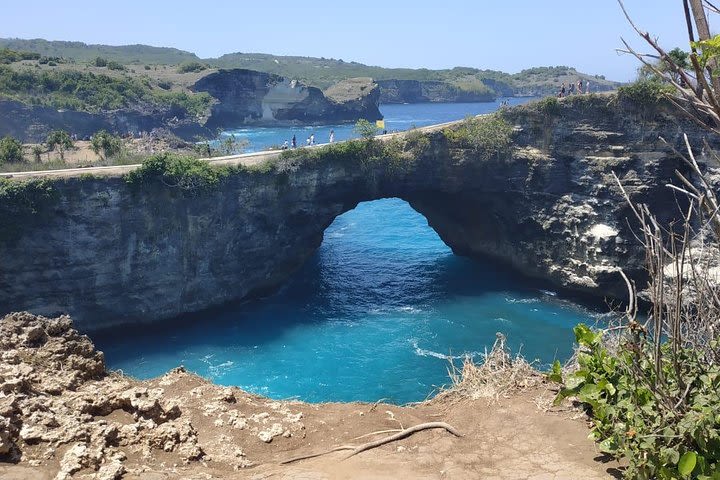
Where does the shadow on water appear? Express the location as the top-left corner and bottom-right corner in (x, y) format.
(92, 198), (609, 403)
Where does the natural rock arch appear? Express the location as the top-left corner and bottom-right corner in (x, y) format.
(0, 96), (703, 330)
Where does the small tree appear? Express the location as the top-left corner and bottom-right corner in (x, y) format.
(354, 119), (379, 140)
(46, 130), (73, 160)
(219, 135), (248, 156)
(90, 130), (122, 160)
(0, 136), (24, 164)
(31, 145), (43, 163)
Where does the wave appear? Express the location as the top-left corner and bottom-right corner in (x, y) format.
(410, 340), (482, 361)
(504, 296), (540, 304)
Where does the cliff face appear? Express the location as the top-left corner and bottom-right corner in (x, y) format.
(0, 70), (383, 142)
(0, 95), (709, 330)
(0, 99), (210, 143)
(377, 79), (496, 104)
(192, 70), (382, 129)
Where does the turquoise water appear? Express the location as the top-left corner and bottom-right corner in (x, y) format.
(219, 98), (533, 152)
(95, 198), (602, 404)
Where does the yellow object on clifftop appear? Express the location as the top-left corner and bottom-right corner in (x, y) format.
(376, 120), (385, 130)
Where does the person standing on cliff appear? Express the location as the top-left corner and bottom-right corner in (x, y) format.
(310, 133), (315, 145)
(329, 130), (335, 143)
(292, 135), (296, 148)
(559, 82), (566, 97)
(577, 79), (583, 94)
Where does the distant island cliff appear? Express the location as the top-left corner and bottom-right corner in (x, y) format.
(0, 66), (382, 142)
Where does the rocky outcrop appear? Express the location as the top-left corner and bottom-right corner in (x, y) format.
(0, 312), (307, 478)
(0, 99), (210, 143)
(0, 95), (712, 330)
(191, 69), (382, 129)
(377, 79), (496, 104)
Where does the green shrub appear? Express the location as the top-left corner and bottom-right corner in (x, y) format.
(354, 119), (379, 139)
(0, 48), (40, 64)
(177, 61), (208, 73)
(46, 130), (73, 160)
(534, 96), (562, 116)
(124, 153), (230, 193)
(443, 114), (513, 160)
(94, 57), (108, 67)
(90, 130), (122, 159)
(106, 61), (125, 71)
(617, 79), (672, 107)
(0, 136), (24, 164)
(551, 325), (720, 479)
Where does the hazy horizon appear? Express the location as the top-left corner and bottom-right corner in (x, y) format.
(3, 1), (687, 82)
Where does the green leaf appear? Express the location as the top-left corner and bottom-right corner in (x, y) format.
(546, 359), (563, 383)
(679, 451), (698, 477)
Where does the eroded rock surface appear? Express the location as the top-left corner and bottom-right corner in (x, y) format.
(0, 312), (306, 479)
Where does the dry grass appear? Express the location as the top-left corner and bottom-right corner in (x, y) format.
(436, 333), (544, 404)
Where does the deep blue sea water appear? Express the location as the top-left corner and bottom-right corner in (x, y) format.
(218, 98), (533, 152)
(95, 196), (603, 404)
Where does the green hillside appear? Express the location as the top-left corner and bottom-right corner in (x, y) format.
(0, 38), (200, 65)
(0, 38), (621, 96)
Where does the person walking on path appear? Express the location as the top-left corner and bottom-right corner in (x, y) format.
(585, 81), (590, 94)
(577, 79), (583, 94)
(310, 133), (315, 145)
(329, 130), (335, 143)
(559, 82), (566, 97)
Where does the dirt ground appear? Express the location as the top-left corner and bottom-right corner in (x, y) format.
(1, 371), (620, 480)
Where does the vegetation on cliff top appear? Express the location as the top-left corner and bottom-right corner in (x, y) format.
(443, 114), (513, 160)
(124, 153), (234, 193)
(0, 38), (620, 95)
(0, 65), (212, 115)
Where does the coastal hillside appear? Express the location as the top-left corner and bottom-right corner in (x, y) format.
(0, 38), (622, 97)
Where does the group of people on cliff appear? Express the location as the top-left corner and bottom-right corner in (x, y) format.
(558, 79), (590, 97)
(281, 130), (335, 150)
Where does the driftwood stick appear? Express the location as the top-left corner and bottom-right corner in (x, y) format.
(344, 422), (462, 459)
(280, 446), (355, 465)
(351, 429), (403, 441)
(279, 422), (462, 465)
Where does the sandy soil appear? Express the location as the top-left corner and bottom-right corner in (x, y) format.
(1, 366), (620, 480)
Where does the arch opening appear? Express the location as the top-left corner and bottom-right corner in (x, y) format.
(95, 198), (599, 404)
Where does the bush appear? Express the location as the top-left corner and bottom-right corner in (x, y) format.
(106, 61), (125, 71)
(0, 136), (24, 164)
(90, 130), (122, 159)
(552, 325), (720, 479)
(177, 61), (208, 74)
(94, 57), (108, 67)
(46, 130), (73, 160)
(617, 79), (672, 107)
(443, 114), (513, 160)
(354, 119), (379, 139)
(124, 153), (229, 193)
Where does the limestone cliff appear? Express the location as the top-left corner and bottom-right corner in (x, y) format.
(0, 99), (211, 143)
(377, 79), (496, 104)
(0, 95), (711, 330)
(191, 70), (382, 129)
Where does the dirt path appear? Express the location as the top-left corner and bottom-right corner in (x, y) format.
(0, 119), (465, 180)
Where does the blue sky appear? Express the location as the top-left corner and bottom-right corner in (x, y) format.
(3, 1), (686, 81)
